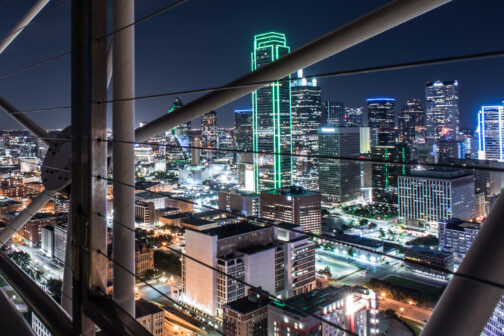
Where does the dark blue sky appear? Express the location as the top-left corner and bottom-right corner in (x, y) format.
(0, 0), (503, 131)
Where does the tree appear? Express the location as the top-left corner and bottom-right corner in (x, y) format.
(323, 242), (335, 251)
(318, 266), (332, 278)
(347, 247), (354, 257)
(406, 235), (439, 247)
(368, 223), (377, 230)
(379, 229), (385, 239)
(46, 279), (62, 303)
(359, 219), (369, 227)
(154, 251), (181, 276)
(384, 309), (398, 318)
(9, 251), (30, 272)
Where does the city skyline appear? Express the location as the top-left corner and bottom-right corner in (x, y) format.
(0, 0), (503, 130)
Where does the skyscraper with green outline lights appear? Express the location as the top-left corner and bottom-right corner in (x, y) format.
(251, 32), (292, 192)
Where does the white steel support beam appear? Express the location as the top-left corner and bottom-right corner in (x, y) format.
(135, 0), (451, 143)
(0, 0), (50, 54)
(112, 0), (136, 317)
(422, 194), (504, 335)
(0, 97), (52, 147)
(0, 189), (57, 245)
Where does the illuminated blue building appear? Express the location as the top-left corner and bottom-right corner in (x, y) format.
(477, 105), (504, 162)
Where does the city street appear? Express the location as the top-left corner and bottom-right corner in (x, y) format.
(12, 243), (63, 280)
(379, 297), (432, 324)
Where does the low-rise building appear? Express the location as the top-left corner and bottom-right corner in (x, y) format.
(136, 299), (165, 336)
(135, 241), (154, 277)
(404, 246), (453, 280)
(268, 286), (378, 336)
(438, 219), (481, 268)
(223, 293), (270, 336)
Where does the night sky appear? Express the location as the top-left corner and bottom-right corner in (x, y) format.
(0, 0), (503, 131)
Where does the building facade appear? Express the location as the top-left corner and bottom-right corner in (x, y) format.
(201, 110), (218, 161)
(251, 32), (292, 192)
(322, 101), (345, 126)
(477, 105), (504, 161)
(398, 169), (475, 228)
(223, 293), (270, 336)
(183, 222), (315, 315)
(425, 80), (459, 144)
(398, 98), (425, 145)
(367, 98), (396, 146)
(318, 126), (361, 204)
(260, 186), (322, 234)
(291, 69), (321, 191)
(267, 286), (378, 336)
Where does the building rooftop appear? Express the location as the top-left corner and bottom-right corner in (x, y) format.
(442, 218), (481, 232)
(196, 222), (268, 239)
(238, 241), (282, 255)
(262, 186), (318, 197)
(225, 294), (270, 315)
(270, 286), (365, 317)
(183, 216), (214, 226)
(335, 234), (383, 249)
(406, 246), (452, 257)
(135, 299), (163, 319)
(135, 191), (167, 200)
(405, 168), (473, 180)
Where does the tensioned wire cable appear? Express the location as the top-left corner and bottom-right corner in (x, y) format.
(99, 137), (504, 173)
(0, 0), (188, 82)
(92, 172), (502, 292)
(1, 49), (503, 117)
(96, 229), (357, 336)
(16, 158), (504, 331)
(96, 49), (504, 104)
(0, 52), (70, 81)
(97, 0), (188, 41)
(14, 136), (504, 174)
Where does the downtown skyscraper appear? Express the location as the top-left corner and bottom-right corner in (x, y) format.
(322, 101), (345, 126)
(201, 110), (217, 161)
(251, 32), (292, 192)
(398, 98), (426, 145)
(318, 126), (361, 203)
(233, 108), (253, 152)
(291, 69), (321, 191)
(367, 98), (396, 146)
(425, 80), (459, 144)
(477, 105), (504, 162)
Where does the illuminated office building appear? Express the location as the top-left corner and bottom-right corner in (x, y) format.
(477, 105), (504, 161)
(165, 97), (190, 167)
(291, 69), (321, 191)
(367, 98), (396, 146)
(318, 126), (361, 203)
(268, 286), (378, 336)
(322, 101), (345, 126)
(260, 186), (322, 234)
(398, 98), (425, 145)
(251, 32), (292, 192)
(345, 106), (364, 127)
(201, 110), (217, 161)
(398, 169), (475, 228)
(425, 80), (459, 144)
(371, 144), (410, 204)
(234, 108), (253, 152)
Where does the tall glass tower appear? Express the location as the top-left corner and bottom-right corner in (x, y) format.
(425, 80), (459, 144)
(291, 69), (321, 191)
(367, 98), (396, 146)
(251, 32), (292, 192)
(398, 98), (425, 145)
